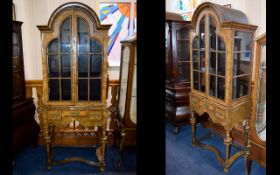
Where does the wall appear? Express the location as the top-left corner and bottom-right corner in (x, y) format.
(13, 0), (100, 80)
(166, 0), (266, 37)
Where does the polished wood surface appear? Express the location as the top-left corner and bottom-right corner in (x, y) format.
(37, 3), (110, 171)
(13, 21), (40, 157)
(166, 12), (192, 133)
(246, 34), (266, 174)
(189, 2), (257, 173)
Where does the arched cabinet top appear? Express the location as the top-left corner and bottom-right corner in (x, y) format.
(37, 2), (111, 32)
(191, 2), (257, 30)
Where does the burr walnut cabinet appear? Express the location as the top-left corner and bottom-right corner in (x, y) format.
(117, 34), (137, 166)
(246, 34), (266, 174)
(165, 12), (192, 133)
(189, 2), (257, 172)
(37, 3), (110, 171)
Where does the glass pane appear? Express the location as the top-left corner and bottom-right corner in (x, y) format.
(48, 39), (59, 53)
(217, 53), (226, 76)
(78, 79), (88, 100)
(217, 77), (225, 100)
(60, 18), (71, 53)
(90, 54), (102, 77)
(61, 55), (71, 77)
(193, 50), (199, 70)
(232, 75), (250, 100)
(13, 72), (23, 97)
(49, 79), (60, 100)
(177, 27), (188, 40)
(210, 75), (216, 97)
(13, 45), (19, 56)
(209, 16), (216, 50)
(118, 81), (127, 118)
(78, 55), (88, 77)
(233, 53), (251, 76)
(166, 23), (170, 81)
(48, 55), (59, 77)
(200, 51), (206, 72)
(178, 62), (190, 82)
(193, 36), (199, 49)
(199, 73), (206, 92)
(193, 71), (199, 90)
(209, 52), (216, 74)
(177, 40), (189, 61)
(13, 32), (19, 44)
(199, 16), (205, 49)
(234, 32), (252, 52)
(256, 44), (266, 138)
(121, 47), (130, 84)
(218, 37), (226, 51)
(61, 79), (71, 100)
(78, 18), (89, 53)
(90, 79), (101, 100)
(90, 39), (102, 53)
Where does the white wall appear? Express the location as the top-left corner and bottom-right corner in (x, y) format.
(13, 0), (100, 80)
(166, 0), (266, 37)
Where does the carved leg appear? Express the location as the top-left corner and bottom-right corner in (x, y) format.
(97, 126), (101, 147)
(224, 129), (232, 173)
(244, 119), (251, 175)
(118, 128), (126, 167)
(50, 125), (56, 161)
(190, 111), (197, 146)
(99, 126), (107, 172)
(44, 130), (52, 170)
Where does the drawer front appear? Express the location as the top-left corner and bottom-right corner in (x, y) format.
(89, 111), (102, 121)
(215, 107), (226, 120)
(48, 110), (61, 120)
(202, 102), (214, 111)
(62, 110), (88, 117)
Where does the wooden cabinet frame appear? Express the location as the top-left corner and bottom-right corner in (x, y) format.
(189, 2), (257, 173)
(246, 34), (266, 174)
(37, 2), (111, 171)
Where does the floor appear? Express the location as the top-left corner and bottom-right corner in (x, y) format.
(166, 123), (266, 175)
(13, 144), (136, 175)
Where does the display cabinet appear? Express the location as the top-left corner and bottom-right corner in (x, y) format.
(189, 2), (257, 172)
(37, 3), (110, 171)
(117, 34), (137, 166)
(246, 34), (266, 174)
(13, 21), (39, 156)
(166, 12), (192, 133)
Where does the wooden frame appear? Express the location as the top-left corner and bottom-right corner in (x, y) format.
(117, 34), (136, 166)
(37, 2), (111, 171)
(189, 2), (258, 173)
(246, 34), (266, 174)
(165, 12), (193, 134)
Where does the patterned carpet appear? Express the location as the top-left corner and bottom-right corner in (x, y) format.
(166, 123), (266, 175)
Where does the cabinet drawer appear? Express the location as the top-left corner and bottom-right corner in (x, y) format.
(62, 110), (87, 117)
(89, 111), (102, 121)
(215, 107), (225, 120)
(48, 110), (61, 120)
(202, 103), (214, 111)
